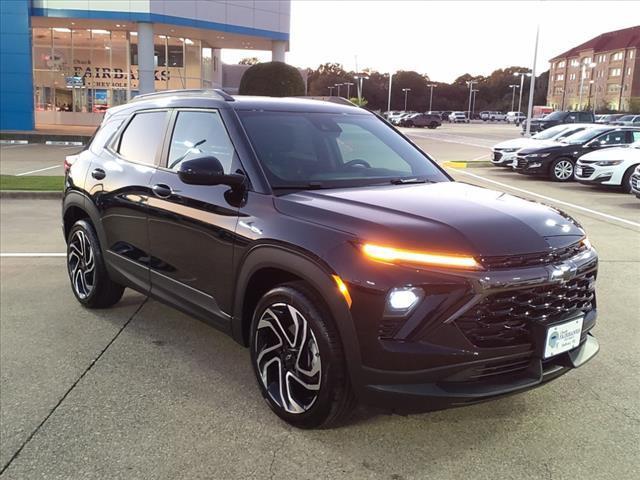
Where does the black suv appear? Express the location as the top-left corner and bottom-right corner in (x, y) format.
(514, 126), (639, 181)
(63, 90), (599, 428)
(523, 111), (595, 134)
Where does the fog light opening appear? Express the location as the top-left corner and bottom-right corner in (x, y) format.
(386, 287), (424, 316)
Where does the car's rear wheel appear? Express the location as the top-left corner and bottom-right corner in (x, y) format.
(250, 282), (355, 429)
(550, 157), (575, 182)
(621, 165), (636, 193)
(67, 219), (124, 308)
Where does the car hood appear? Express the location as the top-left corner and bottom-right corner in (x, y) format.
(579, 145), (640, 162)
(275, 182), (584, 257)
(518, 141), (568, 155)
(494, 138), (557, 150)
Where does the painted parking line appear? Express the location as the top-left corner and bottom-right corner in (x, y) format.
(453, 169), (640, 229)
(15, 165), (61, 176)
(1, 253), (65, 257)
(408, 132), (492, 149)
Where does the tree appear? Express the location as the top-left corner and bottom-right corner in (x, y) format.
(239, 57), (259, 65)
(238, 61), (305, 97)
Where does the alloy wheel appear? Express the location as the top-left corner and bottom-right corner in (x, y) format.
(68, 229), (95, 299)
(255, 303), (321, 414)
(554, 160), (574, 180)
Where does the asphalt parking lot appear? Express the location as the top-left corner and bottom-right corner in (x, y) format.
(1, 123), (639, 479)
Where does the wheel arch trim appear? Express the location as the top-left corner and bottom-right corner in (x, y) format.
(231, 244), (364, 391)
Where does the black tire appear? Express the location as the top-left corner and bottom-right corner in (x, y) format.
(66, 219), (124, 308)
(549, 157), (575, 182)
(621, 165), (636, 193)
(250, 282), (356, 429)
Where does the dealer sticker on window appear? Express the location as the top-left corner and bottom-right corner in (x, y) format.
(544, 316), (584, 359)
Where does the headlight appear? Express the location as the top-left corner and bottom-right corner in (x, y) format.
(385, 287), (424, 316)
(362, 243), (480, 269)
(595, 160), (623, 166)
(527, 152), (551, 158)
(502, 148), (518, 153)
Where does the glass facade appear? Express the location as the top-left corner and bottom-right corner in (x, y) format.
(32, 27), (210, 114)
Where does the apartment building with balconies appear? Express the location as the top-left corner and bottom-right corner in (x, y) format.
(547, 26), (640, 112)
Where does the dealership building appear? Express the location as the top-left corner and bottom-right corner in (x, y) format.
(0, 0), (291, 130)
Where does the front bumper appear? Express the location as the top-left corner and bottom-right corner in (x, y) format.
(361, 334), (599, 411)
(491, 150), (517, 165)
(575, 162), (621, 186)
(342, 244), (599, 412)
(513, 156), (548, 174)
(631, 172), (640, 197)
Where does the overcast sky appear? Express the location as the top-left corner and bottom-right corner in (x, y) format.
(222, 1), (639, 82)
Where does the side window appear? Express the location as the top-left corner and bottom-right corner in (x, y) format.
(90, 116), (125, 155)
(118, 111), (167, 165)
(631, 131), (640, 142)
(578, 112), (592, 122)
(167, 110), (236, 172)
(567, 114), (577, 122)
(596, 131), (627, 145)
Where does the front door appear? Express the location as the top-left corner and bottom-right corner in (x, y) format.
(147, 109), (242, 329)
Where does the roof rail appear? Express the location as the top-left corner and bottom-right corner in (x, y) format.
(130, 88), (235, 102)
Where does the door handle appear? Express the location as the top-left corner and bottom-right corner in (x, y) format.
(152, 183), (173, 199)
(91, 168), (106, 180)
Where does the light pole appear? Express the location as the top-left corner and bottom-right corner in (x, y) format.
(471, 89), (479, 119)
(578, 62), (597, 110)
(589, 80), (599, 115)
(514, 71), (532, 115)
(387, 73), (393, 113)
(335, 83), (343, 97)
(402, 88), (411, 111)
(328, 86), (334, 96)
(466, 80), (477, 120)
(509, 84), (519, 112)
(344, 82), (354, 99)
(524, 24), (539, 137)
(353, 74), (369, 105)
(427, 84), (437, 112)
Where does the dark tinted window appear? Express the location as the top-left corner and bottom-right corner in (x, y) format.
(577, 112), (593, 122)
(118, 111), (167, 165)
(595, 130), (628, 145)
(167, 111), (236, 172)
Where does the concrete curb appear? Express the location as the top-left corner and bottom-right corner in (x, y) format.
(442, 161), (493, 169)
(0, 190), (62, 199)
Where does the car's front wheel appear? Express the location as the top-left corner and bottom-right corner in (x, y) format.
(250, 283), (355, 428)
(550, 157), (575, 182)
(67, 219), (124, 308)
(621, 165), (636, 193)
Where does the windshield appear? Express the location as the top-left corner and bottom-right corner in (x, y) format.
(238, 111), (449, 189)
(542, 111), (568, 121)
(532, 124), (571, 140)
(561, 127), (609, 144)
(618, 115), (634, 121)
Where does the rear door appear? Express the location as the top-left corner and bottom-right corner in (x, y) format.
(86, 109), (170, 292)
(146, 108), (242, 329)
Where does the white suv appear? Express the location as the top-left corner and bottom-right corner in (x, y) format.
(506, 111), (526, 124)
(449, 111), (469, 123)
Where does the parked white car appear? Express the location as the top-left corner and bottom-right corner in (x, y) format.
(506, 111), (526, 124)
(491, 123), (594, 166)
(630, 164), (640, 198)
(489, 112), (507, 122)
(449, 111), (469, 123)
(575, 138), (640, 192)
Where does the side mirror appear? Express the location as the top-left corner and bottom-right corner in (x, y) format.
(585, 140), (601, 149)
(177, 156), (245, 189)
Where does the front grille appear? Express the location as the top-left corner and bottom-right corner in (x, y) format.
(516, 157), (528, 169)
(378, 318), (402, 339)
(480, 242), (587, 270)
(455, 270), (596, 348)
(578, 166), (595, 177)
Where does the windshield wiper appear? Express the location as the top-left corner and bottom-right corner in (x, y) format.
(389, 177), (429, 185)
(271, 182), (325, 190)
